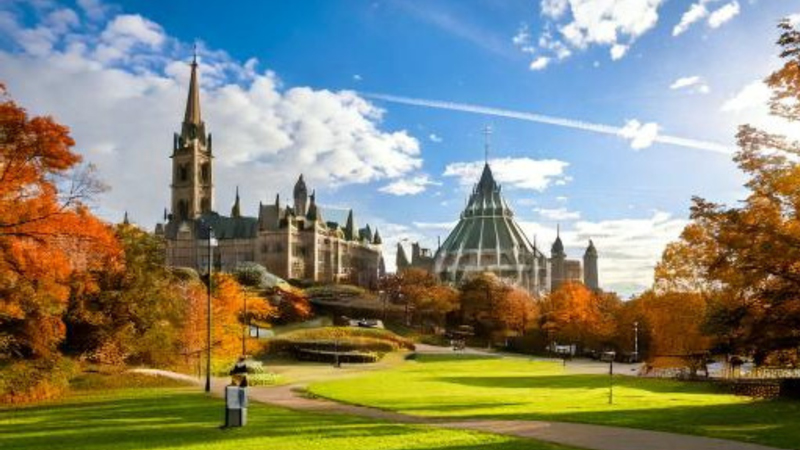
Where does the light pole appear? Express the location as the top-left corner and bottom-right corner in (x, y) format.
(608, 356), (614, 405)
(205, 226), (217, 393)
(634, 321), (640, 362)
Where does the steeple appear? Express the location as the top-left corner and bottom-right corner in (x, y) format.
(476, 162), (498, 194)
(293, 174), (308, 217)
(373, 228), (382, 245)
(170, 50), (213, 221)
(307, 190), (322, 223)
(231, 186), (241, 218)
(123, 211), (130, 225)
(396, 242), (410, 269)
(551, 224), (565, 256)
(184, 46), (201, 125)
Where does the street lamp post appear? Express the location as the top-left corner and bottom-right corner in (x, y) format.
(633, 321), (640, 362)
(608, 356), (614, 405)
(205, 226), (217, 393)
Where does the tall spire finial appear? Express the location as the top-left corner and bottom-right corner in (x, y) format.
(557, 223), (560, 237)
(183, 45), (202, 125)
(231, 185), (241, 218)
(483, 125), (492, 164)
(192, 42), (198, 65)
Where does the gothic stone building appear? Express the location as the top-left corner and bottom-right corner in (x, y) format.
(397, 162), (599, 295)
(156, 56), (384, 287)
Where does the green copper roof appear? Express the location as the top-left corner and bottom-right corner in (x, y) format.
(435, 163), (544, 278)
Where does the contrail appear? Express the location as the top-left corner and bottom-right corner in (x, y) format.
(362, 92), (733, 154)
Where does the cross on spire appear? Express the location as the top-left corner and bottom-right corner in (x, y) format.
(483, 125), (493, 163)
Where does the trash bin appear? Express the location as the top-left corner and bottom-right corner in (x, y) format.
(224, 385), (248, 427)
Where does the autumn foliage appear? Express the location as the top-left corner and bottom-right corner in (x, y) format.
(648, 19), (800, 365)
(0, 87), (119, 360)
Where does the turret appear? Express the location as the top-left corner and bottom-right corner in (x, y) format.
(583, 239), (599, 291)
(550, 225), (566, 291)
(396, 242), (410, 269)
(293, 174), (308, 217)
(307, 190), (322, 223)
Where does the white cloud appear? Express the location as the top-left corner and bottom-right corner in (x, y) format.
(547, 0), (664, 60)
(529, 56), (550, 70)
(353, 74), (362, 81)
(429, 133), (443, 143)
(670, 75), (710, 94)
(721, 80), (769, 113)
(610, 43), (628, 60)
(672, 0), (738, 36)
(535, 207), (581, 220)
(788, 14), (800, 27)
(721, 80), (800, 141)
(412, 221), (458, 231)
(519, 210), (688, 296)
(0, 5), (422, 225)
(366, 92), (733, 153)
(707, 1), (740, 29)
(673, 1), (710, 36)
(512, 24), (531, 46)
(541, 0), (569, 19)
(443, 157), (570, 191)
(379, 175), (439, 196)
(619, 119), (660, 150)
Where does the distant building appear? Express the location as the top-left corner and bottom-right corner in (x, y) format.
(156, 55), (383, 288)
(399, 160), (599, 295)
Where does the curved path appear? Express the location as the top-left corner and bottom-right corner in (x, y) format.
(132, 368), (782, 450)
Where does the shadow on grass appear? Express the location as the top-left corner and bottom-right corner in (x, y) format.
(402, 394), (800, 450)
(0, 387), (574, 450)
(415, 354), (502, 363)
(435, 374), (727, 395)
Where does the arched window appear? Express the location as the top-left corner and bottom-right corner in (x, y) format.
(177, 200), (189, 220)
(179, 164), (189, 182)
(201, 163), (210, 183)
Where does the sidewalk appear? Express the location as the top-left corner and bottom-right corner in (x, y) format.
(132, 368), (783, 450)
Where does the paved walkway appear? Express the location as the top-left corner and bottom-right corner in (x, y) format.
(132, 368), (782, 450)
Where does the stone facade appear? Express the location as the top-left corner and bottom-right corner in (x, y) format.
(157, 57), (384, 288)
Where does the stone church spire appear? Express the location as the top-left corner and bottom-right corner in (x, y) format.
(170, 50), (213, 221)
(231, 186), (241, 218)
(184, 50), (202, 125)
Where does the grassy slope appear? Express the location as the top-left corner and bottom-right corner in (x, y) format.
(309, 354), (800, 449)
(0, 373), (573, 450)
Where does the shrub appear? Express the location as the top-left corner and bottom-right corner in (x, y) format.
(0, 357), (78, 405)
(265, 327), (413, 363)
(246, 372), (283, 386)
(70, 372), (192, 391)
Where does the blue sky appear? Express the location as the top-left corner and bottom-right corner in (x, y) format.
(1, 0), (797, 295)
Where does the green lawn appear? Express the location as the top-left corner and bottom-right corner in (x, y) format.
(0, 373), (572, 450)
(309, 354), (800, 449)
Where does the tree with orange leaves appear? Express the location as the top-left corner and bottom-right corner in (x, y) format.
(540, 282), (618, 350)
(0, 86), (118, 360)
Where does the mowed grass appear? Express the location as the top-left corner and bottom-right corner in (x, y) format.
(309, 354), (800, 449)
(0, 373), (573, 450)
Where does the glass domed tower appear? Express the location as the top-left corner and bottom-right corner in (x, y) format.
(434, 163), (549, 294)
